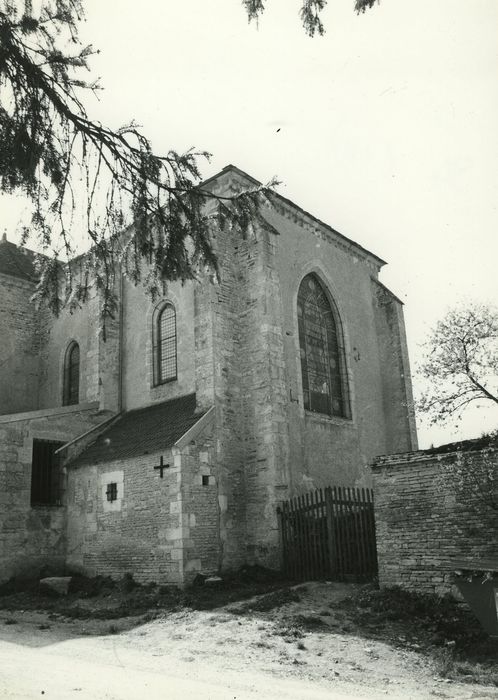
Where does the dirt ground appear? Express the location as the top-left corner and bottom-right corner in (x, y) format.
(1, 579), (497, 699)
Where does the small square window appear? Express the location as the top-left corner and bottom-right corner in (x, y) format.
(202, 475), (210, 486)
(106, 482), (117, 502)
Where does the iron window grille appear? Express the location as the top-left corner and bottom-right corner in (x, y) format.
(30, 439), (65, 506)
(297, 274), (350, 418)
(153, 303), (177, 385)
(63, 341), (80, 406)
(106, 482), (118, 502)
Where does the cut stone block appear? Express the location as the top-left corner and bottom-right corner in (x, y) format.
(39, 576), (72, 596)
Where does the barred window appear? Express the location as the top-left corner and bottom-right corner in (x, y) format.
(30, 439), (64, 506)
(297, 274), (350, 418)
(63, 341), (80, 406)
(153, 303), (177, 385)
(106, 482), (118, 502)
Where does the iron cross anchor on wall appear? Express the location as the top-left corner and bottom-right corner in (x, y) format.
(154, 456), (169, 478)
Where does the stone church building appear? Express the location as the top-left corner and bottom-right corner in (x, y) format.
(0, 165), (417, 585)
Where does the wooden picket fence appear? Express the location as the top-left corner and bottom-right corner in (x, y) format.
(277, 486), (378, 582)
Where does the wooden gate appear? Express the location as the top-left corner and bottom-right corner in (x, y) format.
(277, 486), (378, 581)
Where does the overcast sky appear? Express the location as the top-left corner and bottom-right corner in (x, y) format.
(4, 0), (498, 447)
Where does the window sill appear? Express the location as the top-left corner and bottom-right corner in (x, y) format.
(31, 503), (65, 509)
(304, 410), (354, 428)
(152, 377), (178, 388)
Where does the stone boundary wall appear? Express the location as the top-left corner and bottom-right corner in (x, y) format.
(372, 446), (498, 595)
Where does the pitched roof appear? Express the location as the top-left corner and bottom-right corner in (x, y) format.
(0, 235), (37, 281)
(202, 164), (386, 268)
(70, 394), (206, 467)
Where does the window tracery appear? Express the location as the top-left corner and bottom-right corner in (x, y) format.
(297, 274), (350, 418)
(153, 303), (177, 385)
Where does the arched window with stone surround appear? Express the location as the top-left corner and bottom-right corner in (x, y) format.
(63, 341), (80, 406)
(153, 302), (177, 385)
(297, 274), (350, 418)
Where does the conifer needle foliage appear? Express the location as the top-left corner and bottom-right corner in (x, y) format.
(0, 1), (378, 326)
(0, 0), (276, 325)
(242, 0), (378, 36)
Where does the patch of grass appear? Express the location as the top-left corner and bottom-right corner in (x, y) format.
(433, 648), (498, 687)
(291, 613), (329, 631)
(0, 567), (297, 624)
(0, 576), (39, 597)
(345, 584), (498, 683)
(4, 618), (17, 625)
(119, 573), (138, 593)
(292, 657), (306, 665)
(279, 625), (305, 640)
(68, 574), (116, 598)
(348, 586), (491, 650)
(241, 588), (301, 613)
(141, 610), (158, 624)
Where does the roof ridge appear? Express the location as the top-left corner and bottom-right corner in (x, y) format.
(68, 393), (207, 467)
(201, 165), (386, 268)
(124, 392), (197, 416)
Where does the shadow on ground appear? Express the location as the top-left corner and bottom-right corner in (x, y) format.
(0, 568), (497, 688)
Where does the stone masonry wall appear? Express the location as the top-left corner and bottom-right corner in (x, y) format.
(0, 404), (107, 583)
(206, 190), (292, 571)
(238, 225), (290, 566)
(372, 448), (498, 595)
(121, 276), (196, 411)
(180, 431), (220, 582)
(268, 200), (417, 490)
(67, 448), (183, 584)
(66, 422), (219, 585)
(37, 288), (100, 409)
(0, 273), (39, 415)
(204, 167), (419, 572)
(209, 220), (248, 571)
(32, 272), (121, 413)
(371, 280), (418, 453)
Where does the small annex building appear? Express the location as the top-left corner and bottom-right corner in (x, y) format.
(0, 165), (417, 585)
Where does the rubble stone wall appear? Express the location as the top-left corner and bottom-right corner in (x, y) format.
(66, 423), (218, 585)
(0, 273), (39, 415)
(0, 404), (106, 583)
(372, 447), (498, 595)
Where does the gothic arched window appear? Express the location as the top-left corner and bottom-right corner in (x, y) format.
(153, 303), (177, 385)
(297, 274), (350, 418)
(63, 341), (80, 406)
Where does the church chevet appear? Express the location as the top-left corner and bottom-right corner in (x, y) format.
(0, 165), (417, 586)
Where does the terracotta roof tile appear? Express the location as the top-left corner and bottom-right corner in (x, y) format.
(70, 393), (205, 466)
(0, 238), (37, 281)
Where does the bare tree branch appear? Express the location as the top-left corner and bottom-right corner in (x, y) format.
(417, 304), (498, 426)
